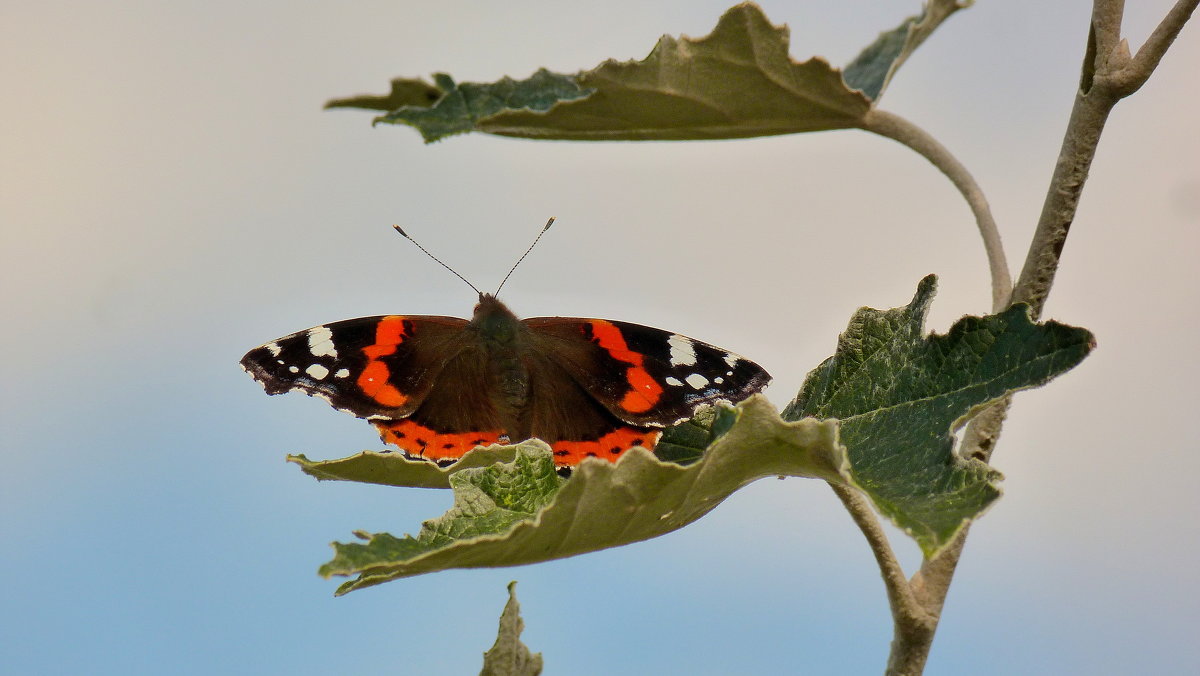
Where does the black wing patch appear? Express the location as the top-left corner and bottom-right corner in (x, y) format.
(523, 317), (771, 427)
(240, 315), (471, 420)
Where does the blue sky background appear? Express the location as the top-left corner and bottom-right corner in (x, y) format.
(3, 1), (1198, 674)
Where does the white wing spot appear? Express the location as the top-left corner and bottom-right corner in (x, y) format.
(288, 365), (299, 373)
(723, 354), (739, 369)
(714, 376), (724, 384)
(306, 364), (330, 380)
(334, 368), (350, 379)
(668, 335), (697, 366)
(307, 326), (338, 358)
(665, 376), (684, 387)
(685, 373), (709, 389)
(266, 342), (282, 357)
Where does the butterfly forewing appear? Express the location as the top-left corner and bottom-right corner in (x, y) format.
(523, 317), (771, 428)
(240, 315), (471, 421)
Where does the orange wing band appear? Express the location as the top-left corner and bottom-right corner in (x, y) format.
(550, 427), (661, 466)
(587, 320), (664, 414)
(375, 419), (506, 462)
(357, 316), (410, 408)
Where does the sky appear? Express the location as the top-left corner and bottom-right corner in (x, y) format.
(3, 1), (1198, 674)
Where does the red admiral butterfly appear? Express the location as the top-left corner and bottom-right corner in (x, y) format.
(241, 220), (770, 467)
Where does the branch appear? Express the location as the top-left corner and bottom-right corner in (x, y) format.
(861, 109), (1012, 312)
(1091, 0), (1127, 69)
(828, 483), (936, 676)
(1013, 2), (1195, 315)
(1116, 0), (1199, 95)
(829, 484), (920, 618)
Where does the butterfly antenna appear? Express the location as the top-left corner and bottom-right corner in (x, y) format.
(392, 225), (482, 295)
(494, 217), (556, 296)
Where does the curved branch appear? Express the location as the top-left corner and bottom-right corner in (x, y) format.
(829, 484), (920, 617)
(861, 109), (1012, 312)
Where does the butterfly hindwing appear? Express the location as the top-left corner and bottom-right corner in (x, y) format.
(514, 348), (664, 464)
(240, 314), (471, 421)
(373, 341), (508, 462)
(523, 317), (771, 428)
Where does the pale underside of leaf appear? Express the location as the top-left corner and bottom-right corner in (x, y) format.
(333, 3), (882, 142)
(288, 408), (722, 490)
(477, 3), (872, 140)
(327, 2), (976, 142)
(289, 445), (522, 490)
(320, 395), (845, 594)
(479, 582), (543, 676)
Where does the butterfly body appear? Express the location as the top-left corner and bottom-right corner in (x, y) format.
(242, 293), (770, 466)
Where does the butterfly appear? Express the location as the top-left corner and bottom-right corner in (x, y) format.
(241, 219), (770, 467)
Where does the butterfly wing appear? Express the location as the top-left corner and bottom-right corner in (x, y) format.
(372, 340), (515, 463)
(523, 317), (771, 428)
(518, 348), (665, 465)
(240, 314), (472, 421)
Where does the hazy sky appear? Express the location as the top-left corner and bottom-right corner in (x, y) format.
(3, 2), (1198, 674)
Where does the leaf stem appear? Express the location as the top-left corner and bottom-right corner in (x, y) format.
(829, 484), (918, 617)
(829, 482), (937, 676)
(860, 109), (1012, 312)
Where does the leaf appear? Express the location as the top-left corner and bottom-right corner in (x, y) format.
(329, 2), (973, 142)
(651, 405), (733, 466)
(783, 275), (1095, 556)
(370, 70), (591, 143)
(475, 2), (871, 141)
(333, 3), (902, 142)
(325, 77), (444, 112)
(287, 406), (727, 489)
(288, 446), (522, 490)
(479, 582), (543, 676)
(842, 0), (969, 100)
(320, 395), (845, 594)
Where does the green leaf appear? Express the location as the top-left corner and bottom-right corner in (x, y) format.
(320, 395), (845, 594)
(371, 70), (592, 143)
(479, 582), (543, 676)
(842, 0), (969, 100)
(647, 404), (735, 466)
(783, 275), (1095, 556)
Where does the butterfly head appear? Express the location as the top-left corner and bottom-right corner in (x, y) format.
(472, 293), (521, 342)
